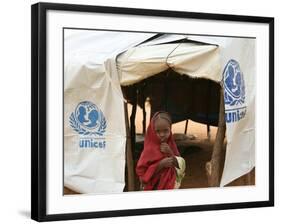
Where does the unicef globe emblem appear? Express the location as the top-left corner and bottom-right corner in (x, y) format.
(69, 101), (106, 136)
(223, 59), (246, 106)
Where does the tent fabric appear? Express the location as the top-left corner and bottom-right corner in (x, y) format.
(135, 34), (188, 47)
(188, 36), (256, 186)
(117, 42), (221, 86)
(64, 30), (256, 193)
(64, 30), (155, 90)
(64, 30), (155, 194)
(64, 63), (127, 193)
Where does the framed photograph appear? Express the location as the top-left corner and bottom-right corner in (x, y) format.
(31, 2), (274, 222)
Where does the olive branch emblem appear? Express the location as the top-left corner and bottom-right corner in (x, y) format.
(69, 105), (107, 136)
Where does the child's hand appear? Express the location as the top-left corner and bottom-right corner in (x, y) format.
(159, 157), (175, 168)
(172, 156), (179, 168)
(160, 143), (174, 156)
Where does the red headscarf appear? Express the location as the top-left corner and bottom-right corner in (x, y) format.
(136, 112), (180, 190)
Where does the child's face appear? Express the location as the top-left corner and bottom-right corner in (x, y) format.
(154, 117), (171, 143)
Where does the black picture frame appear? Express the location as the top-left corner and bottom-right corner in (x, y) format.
(31, 2), (274, 222)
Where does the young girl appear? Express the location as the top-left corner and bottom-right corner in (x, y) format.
(136, 111), (186, 190)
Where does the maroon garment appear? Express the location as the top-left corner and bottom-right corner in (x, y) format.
(136, 112), (180, 190)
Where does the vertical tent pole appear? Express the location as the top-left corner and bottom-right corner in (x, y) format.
(164, 71), (169, 112)
(124, 102), (135, 191)
(206, 80), (212, 139)
(141, 83), (146, 135)
(205, 86), (226, 187)
(130, 88), (137, 161)
(207, 125), (211, 139)
(184, 120), (189, 134)
(142, 104), (146, 134)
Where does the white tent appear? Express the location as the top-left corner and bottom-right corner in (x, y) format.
(64, 29), (255, 193)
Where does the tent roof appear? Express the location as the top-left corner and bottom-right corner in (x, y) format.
(64, 30), (224, 89)
(117, 41), (221, 86)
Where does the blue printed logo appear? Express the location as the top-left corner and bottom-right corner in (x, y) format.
(70, 101), (106, 136)
(224, 59), (245, 106)
(69, 101), (106, 149)
(223, 60), (246, 123)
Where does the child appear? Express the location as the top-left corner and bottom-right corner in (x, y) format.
(136, 111), (186, 190)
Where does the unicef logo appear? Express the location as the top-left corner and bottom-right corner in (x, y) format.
(69, 101), (106, 136)
(223, 59), (245, 106)
(223, 59), (247, 123)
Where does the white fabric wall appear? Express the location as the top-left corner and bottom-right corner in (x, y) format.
(220, 38), (256, 186)
(64, 30), (154, 193)
(189, 36), (256, 186)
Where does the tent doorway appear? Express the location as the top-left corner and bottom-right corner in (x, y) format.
(122, 68), (227, 191)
